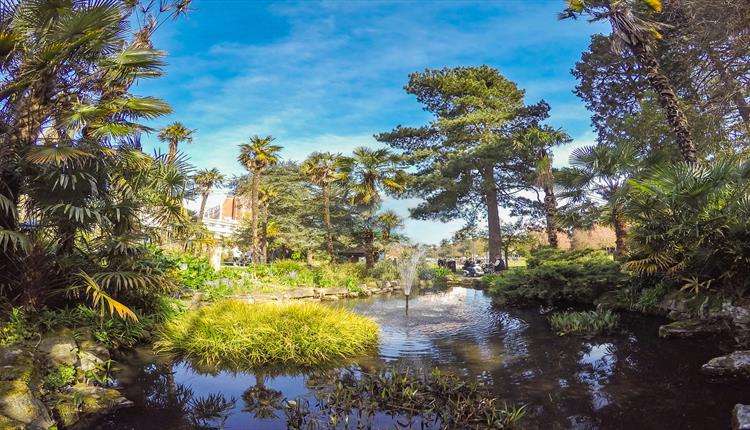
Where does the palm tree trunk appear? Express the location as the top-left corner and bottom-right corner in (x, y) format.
(631, 44), (697, 163)
(364, 229), (375, 270)
(612, 208), (629, 257)
(251, 171), (260, 263)
(543, 184), (558, 248)
(323, 184), (334, 259)
(260, 205), (268, 264)
(198, 192), (209, 220)
(168, 140), (177, 162)
(482, 165), (503, 264)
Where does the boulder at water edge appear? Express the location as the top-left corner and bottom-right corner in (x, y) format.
(701, 350), (750, 378)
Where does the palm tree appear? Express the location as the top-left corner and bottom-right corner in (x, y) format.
(301, 152), (345, 259)
(0, 1), (185, 308)
(556, 143), (639, 257)
(377, 210), (403, 244)
(238, 135), (281, 262)
(258, 185), (279, 264)
(158, 122), (194, 162)
(517, 126), (571, 248)
(344, 147), (407, 269)
(561, 0), (697, 163)
(194, 168), (224, 220)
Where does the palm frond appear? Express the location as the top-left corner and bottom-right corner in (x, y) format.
(79, 271), (138, 322)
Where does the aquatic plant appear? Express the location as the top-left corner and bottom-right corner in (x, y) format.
(155, 300), (379, 368)
(548, 310), (620, 336)
(284, 367), (526, 429)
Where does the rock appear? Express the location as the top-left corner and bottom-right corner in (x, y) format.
(0, 347), (54, 429)
(38, 330), (78, 367)
(0, 379), (54, 430)
(284, 287), (316, 299)
(701, 351), (750, 378)
(383, 281), (391, 289)
(0, 349), (33, 383)
(188, 291), (206, 308)
(71, 383), (133, 413)
(724, 301), (750, 345)
(0, 414), (25, 429)
(77, 340), (110, 374)
(322, 287), (348, 296)
(734, 404), (750, 430)
(658, 318), (728, 339)
(320, 295), (340, 301)
(252, 294), (280, 303)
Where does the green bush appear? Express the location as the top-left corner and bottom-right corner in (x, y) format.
(417, 265), (454, 286)
(482, 248), (628, 306)
(43, 365), (75, 389)
(35, 298), (184, 348)
(369, 260), (399, 282)
(0, 308), (32, 347)
(155, 300), (379, 368)
(548, 310), (620, 336)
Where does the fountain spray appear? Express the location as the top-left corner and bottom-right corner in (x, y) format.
(398, 247), (427, 313)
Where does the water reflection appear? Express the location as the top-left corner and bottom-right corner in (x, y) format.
(90, 287), (747, 430)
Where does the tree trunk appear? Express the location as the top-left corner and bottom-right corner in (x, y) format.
(168, 141), (177, 162)
(632, 44), (697, 163)
(364, 229), (375, 270)
(306, 249), (314, 265)
(323, 184), (334, 259)
(198, 192), (209, 220)
(250, 171), (260, 262)
(612, 208), (629, 257)
(260, 205), (268, 264)
(482, 165), (503, 264)
(705, 46), (750, 128)
(543, 184), (558, 248)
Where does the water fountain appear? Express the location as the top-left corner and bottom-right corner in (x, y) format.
(398, 247), (426, 312)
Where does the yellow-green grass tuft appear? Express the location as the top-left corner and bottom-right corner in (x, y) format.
(155, 300), (379, 368)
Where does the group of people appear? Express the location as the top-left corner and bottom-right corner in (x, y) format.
(230, 246), (253, 265)
(438, 257), (506, 277)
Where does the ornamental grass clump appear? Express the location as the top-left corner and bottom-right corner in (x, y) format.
(548, 310), (620, 336)
(155, 300), (379, 368)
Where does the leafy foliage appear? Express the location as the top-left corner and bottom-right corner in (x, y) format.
(482, 249), (627, 305)
(548, 310), (620, 336)
(625, 158), (750, 296)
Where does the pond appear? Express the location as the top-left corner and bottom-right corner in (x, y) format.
(90, 287), (747, 429)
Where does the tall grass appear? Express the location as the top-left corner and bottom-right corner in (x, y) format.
(548, 310), (620, 336)
(155, 300), (379, 368)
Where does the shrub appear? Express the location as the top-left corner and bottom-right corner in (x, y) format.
(417, 265), (454, 286)
(369, 260), (399, 282)
(626, 159), (750, 296)
(482, 248), (627, 306)
(155, 300), (379, 368)
(43, 365), (76, 389)
(174, 254), (216, 290)
(548, 310), (620, 336)
(0, 307), (33, 347)
(34, 298), (184, 348)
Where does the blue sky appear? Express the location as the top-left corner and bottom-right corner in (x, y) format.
(138, 0), (609, 244)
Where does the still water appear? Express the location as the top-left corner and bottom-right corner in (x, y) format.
(90, 287), (747, 429)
